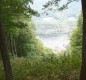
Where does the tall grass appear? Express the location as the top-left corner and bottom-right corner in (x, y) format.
(0, 52), (81, 80)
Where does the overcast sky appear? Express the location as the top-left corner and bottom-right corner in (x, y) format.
(31, 0), (81, 16)
(31, 0), (82, 28)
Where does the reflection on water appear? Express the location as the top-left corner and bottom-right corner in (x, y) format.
(37, 34), (70, 51)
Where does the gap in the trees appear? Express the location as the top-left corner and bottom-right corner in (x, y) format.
(31, 0), (82, 52)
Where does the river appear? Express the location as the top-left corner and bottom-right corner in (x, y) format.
(37, 33), (70, 51)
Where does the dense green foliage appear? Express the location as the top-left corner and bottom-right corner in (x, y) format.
(0, 54), (81, 80)
(69, 15), (82, 55)
(0, 0), (41, 57)
(0, 0), (82, 80)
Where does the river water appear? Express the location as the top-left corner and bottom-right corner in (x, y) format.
(37, 34), (70, 51)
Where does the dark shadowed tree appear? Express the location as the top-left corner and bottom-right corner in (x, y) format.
(0, 11), (14, 80)
(80, 0), (86, 80)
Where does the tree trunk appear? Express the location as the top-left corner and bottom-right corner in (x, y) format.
(9, 34), (14, 56)
(13, 36), (17, 56)
(80, 0), (86, 80)
(0, 14), (13, 80)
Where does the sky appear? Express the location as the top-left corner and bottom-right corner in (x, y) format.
(31, 0), (81, 16)
(31, 0), (82, 31)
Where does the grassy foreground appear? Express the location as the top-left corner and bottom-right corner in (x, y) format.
(0, 53), (81, 80)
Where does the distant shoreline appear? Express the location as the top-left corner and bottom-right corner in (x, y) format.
(36, 32), (69, 38)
